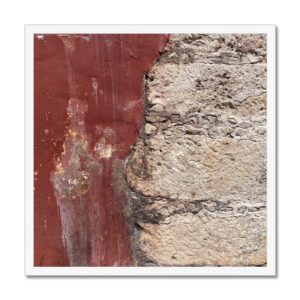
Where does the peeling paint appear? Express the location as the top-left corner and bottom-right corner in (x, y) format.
(34, 34), (169, 266)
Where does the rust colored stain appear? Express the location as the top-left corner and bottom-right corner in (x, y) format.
(34, 34), (168, 266)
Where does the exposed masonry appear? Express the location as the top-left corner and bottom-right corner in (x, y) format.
(126, 34), (267, 266)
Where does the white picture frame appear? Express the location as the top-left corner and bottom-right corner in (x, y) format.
(25, 24), (276, 276)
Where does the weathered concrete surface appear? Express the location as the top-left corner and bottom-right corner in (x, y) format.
(127, 34), (267, 266)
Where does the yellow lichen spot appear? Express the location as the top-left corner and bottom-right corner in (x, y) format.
(94, 141), (113, 159)
(81, 171), (89, 180)
(102, 144), (113, 159)
(68, 129), (78, 138)
(55, 163), (64, 174)
(61, 143), (66, 156)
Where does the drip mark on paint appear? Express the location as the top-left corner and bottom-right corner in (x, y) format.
(91, 77), (99, 106)
(60, 35), (76, 97)
(51, 98), (101, 266)
(51, 97), (124, 266)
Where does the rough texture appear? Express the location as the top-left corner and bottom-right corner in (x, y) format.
(127, 34), (267, 266)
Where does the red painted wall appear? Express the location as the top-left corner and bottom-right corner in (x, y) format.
(34, 34), (168, 266)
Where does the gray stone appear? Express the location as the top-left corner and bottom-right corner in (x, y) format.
(144, 123), (157, 135)
(128, 34), (267, 266)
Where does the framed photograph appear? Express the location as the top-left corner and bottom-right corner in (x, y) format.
(25, 25), (276, 276)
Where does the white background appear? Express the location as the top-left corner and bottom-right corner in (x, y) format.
(0, 0), (298, 299)
(25, 24), (276, 277)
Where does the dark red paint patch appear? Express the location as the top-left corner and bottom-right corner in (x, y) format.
(34, 34), (168, 266)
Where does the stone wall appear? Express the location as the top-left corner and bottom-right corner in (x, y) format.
(127, 34), (267, 266)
